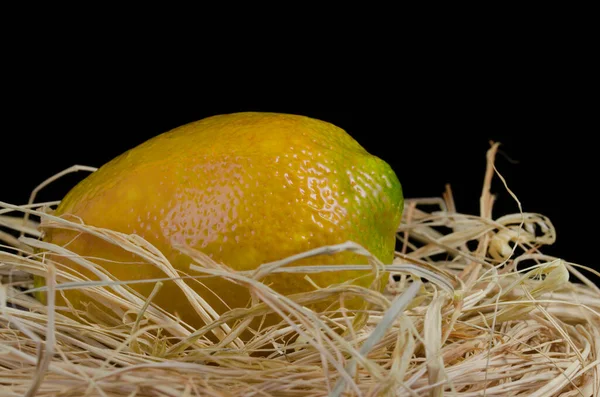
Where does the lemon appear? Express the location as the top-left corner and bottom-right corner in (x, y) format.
(39, 112), (403, 331)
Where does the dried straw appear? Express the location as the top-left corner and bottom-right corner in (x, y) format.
(1, 143), (599, 396)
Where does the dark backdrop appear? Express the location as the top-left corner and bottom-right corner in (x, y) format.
(1, 82), (594, 278)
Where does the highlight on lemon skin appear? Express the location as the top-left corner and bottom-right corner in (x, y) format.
(37, 111), (404, 332)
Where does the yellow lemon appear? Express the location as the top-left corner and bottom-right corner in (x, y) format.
(38, 112), (403, 332)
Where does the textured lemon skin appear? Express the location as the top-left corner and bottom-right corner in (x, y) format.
(42, 112), (403, 330)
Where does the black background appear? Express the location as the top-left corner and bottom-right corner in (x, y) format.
(1, 41), (595, 280)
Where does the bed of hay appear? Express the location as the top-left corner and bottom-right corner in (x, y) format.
(1, 143), (599, 396)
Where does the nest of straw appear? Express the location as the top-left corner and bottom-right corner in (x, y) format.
(1, 143), (599, 397)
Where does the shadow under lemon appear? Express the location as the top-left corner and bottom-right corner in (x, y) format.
(35, 224), (391, 344)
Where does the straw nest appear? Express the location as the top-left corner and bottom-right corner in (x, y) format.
(1, 143), (599, 397)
